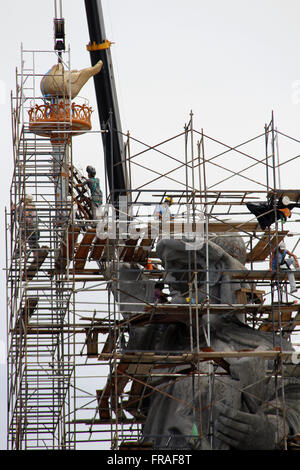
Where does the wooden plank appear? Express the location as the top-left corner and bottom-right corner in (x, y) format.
(260, 310), (294, 332)
(85, 330), (99, 358)
(90, 237), (106, 261)
(119, 238), (139, 262)
(246, 230), (288, 263)
(236, 288), (265, 304)
(55, 225), (80, 271)
(98, 330), (120, 361)
(20, 298), (38, 330)
(63, 269), (103, 275)
(134, 238), (154, 262)
(201, 347), (230, 372)
(96, 389), (110, 420)
(23, 248), (49, 281)
(126, 304), (299, 327)
(96, 362), (129, 420)
(166, 221), (262, 234)
(73, 228), (96, 270)
(119, 441), (152, 450)
(270, 189), (300, 202)
(207, 221), (262, 233)
(21, 297), (38, 319)
(283, 311), (300, 333)
(124, 377), (152, 418)
(96, 349), (296, 362)
(72, 418), (145, 425)
(96, 357), (157, 421)
(225, 270), (300, 281)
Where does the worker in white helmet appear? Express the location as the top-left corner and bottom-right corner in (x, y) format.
(270, 241), (299, 295)
(12, 194), (40, 259)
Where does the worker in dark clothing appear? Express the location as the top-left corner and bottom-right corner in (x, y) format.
(246, 194), (300, 230)
(76, 166), (103, 222)
(153, 283), (168, 304)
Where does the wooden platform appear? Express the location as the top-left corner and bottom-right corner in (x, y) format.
(50, 215), (270, 275)
(98, 349), (295, 362)
(96, 361), (146, 420)
(207, 221), (262, 233)
(236, 287), (265, 304)
(144, 220), (263, 234)
(98, 329), (120, 360)
(82, 304), (300, 331)
(95, 345), (230, 422)
(20, 297), (38, 320)
(124, 303), (300, 327)
(246, 230), (289, 263)
(90, 237), (107, 261)
(23, 248), (49, 281)
(225, 269), (300, 281)
(259, 309), (297, 332)
(73, 228), (97, 270)
(269, 189), (300, 202)
(95, 345), (292, 421)
(119, 441), (153, 450)
(119, 238), (139, 262)
(55, 225), (80, 272)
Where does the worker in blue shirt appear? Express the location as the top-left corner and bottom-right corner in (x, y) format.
(154, 196), (173, 221)
(270, 241), (299, 294)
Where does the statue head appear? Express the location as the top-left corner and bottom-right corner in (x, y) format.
(156, 234), (247, 305)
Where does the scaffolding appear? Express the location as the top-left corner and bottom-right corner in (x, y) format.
(6, 45), (300, 450)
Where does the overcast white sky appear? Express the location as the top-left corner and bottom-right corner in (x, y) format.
(1, 0), (300, 449)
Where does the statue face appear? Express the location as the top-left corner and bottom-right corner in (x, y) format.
(156, 236), (247, 304)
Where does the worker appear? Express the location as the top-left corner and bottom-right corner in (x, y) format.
(270, 241), (299, 294)
(246, 194), (300, 230)
(146, 258), (154, 270)
(76, 166), (103, 222)
(153, 282), (168, 304)
(186, 296), (196, 304)
(154, 196), (173, 221)
(12, 194), (40, 259)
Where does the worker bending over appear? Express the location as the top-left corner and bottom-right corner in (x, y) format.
(270, 241), (299, 294)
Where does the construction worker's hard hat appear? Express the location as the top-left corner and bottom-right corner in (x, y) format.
(86, 165), (96, 177)
(279, 241), (286, 250)
(282, 195), (291, 206)
(24, 194), (34, 202)
(164, 196), (173, 205)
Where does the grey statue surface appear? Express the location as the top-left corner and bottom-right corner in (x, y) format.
(116, 234), (300, 450)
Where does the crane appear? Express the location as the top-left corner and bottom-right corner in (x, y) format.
(84, 0), (126, 203)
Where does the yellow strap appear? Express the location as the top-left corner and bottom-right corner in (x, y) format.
(86, 39), (114, 51)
